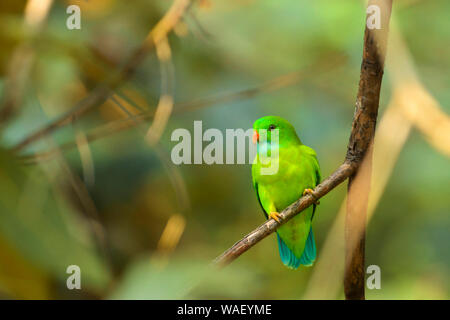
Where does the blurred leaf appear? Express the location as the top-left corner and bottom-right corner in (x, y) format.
(0, 234), (51, 299)
(111, 255), (260, 299)
(0, 149), (111, 296)
(110, 256), (205, 299)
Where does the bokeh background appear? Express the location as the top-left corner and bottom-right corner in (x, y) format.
(0, 0), (448, 299)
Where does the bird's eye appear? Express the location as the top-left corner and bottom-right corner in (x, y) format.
(268, 124), (276, 131)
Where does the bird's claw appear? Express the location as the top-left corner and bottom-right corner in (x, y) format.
(269, 211), (282, 223)
(303, 188), (320, 205)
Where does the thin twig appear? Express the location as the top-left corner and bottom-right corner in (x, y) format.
(0, 0), (54, 124)
(11, 0), (192, 152)
(20, 57), (345, 164)
(18, 70), (307, 164)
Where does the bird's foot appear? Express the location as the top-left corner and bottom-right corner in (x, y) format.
(303, 188), (320, 205)
(269, 211), (282, 223)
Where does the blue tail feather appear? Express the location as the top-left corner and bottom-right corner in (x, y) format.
(276, 228), (316, 269)
(277, 233), (301, 269)
(299, 228), (316, 267)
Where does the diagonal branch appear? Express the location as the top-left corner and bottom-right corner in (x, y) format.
(213, 162), (356, 267)
(213, 0), (393, 282)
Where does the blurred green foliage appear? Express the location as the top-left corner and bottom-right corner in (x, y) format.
(0, 0), (448, 299)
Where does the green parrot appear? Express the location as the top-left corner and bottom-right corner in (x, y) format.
(252, 116), (321, 269)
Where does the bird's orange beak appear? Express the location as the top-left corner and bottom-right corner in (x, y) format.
(252, 130), (259, 144)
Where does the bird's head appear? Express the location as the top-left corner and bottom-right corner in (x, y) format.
(252, 116), (301, 146)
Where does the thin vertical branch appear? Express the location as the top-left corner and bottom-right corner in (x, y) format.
(344, 0), (392, 300)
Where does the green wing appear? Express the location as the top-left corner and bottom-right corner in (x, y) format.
(300, 144), (321, 183)
(300, 145), (321, 220)
(253, 182), (268, 219)
(252, 163), (268, 219)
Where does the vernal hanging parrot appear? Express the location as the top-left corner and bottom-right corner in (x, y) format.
(252, 116), (321, 269)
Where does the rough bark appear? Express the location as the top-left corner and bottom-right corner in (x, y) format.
(344, 0), (392, 300)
